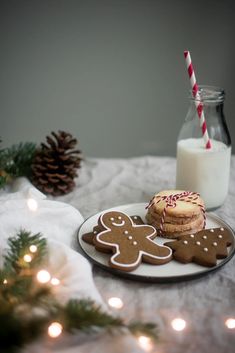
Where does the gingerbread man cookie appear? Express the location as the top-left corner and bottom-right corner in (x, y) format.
(164, 227), (232, 267)
(95, 211), (172, 272)
(82, 215), (148, 247)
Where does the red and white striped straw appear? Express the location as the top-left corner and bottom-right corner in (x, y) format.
(184, 51), (212, 149)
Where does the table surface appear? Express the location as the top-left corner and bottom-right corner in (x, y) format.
(56, 156), (235, 353)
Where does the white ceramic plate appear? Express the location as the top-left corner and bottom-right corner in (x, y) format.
(77, 203), (235, 282)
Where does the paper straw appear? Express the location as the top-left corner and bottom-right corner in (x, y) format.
(184, 51), (212, 149)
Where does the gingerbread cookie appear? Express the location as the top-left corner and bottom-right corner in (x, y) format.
(164, 227), (232, 267)
(95, 211), (172, 272)
(82, 215), (147, 245)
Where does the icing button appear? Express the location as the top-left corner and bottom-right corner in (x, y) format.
(218, 235), (223, 239)
(203, 235), (207, 239)
(190, 234), (194, 238)
(183, 240), (188, 244)
(94, 231), (97, 234)
(210, 229), (214, 233)
(196, 241), (201, 245)
(220, 227), (224, 231)
(124, 230), (129, 235)
(203, 247), (208, 252)
(213, 242), (218, 246)
(133, 241), (137, 245)
(134, 216), (138, 219)
(128, 236), (133, 240)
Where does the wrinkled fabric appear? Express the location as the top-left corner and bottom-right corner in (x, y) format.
(56, 156), (235, 353)
(1, 156), (235, 353)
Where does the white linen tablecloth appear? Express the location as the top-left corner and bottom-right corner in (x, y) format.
(56, 156), (235, 353)
(1, 156), (234, 353)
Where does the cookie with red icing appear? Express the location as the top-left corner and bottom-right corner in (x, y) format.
(95, 211), (172, 272)
(164, 227), (232, 267)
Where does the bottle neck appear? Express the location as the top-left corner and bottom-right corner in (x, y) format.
(178, 86), (231, 147)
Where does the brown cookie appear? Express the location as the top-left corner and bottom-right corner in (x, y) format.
(95, 211), (172, 272)
(164, 227), (232, 267)
(82, 215), (147, 245)
(82, 225), (104, 245)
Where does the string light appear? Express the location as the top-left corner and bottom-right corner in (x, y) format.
(3, 279), (8, 284)
(36, 270), (51, 283)
(23, 254), (32, 263)
(108, 297), (123, 309)
(27, 198), (38, 211)
(137, 335), (153, 352)
(225, 318), (235, 329)
(48, 322), (63, 338)
(51, 277), (60, 286)
(171, 318), (186, 331)
(29, 245), (38, 253)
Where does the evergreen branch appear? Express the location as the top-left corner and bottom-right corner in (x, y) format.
(0, 142), (36, 180)
(58, 299), (123, 332)
(128, 321), (158, 340)
(0, 230), (159, 353)
(4, 229), (47, 273)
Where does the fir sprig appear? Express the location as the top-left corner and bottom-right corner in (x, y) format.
(0, 230), (158, 353)
(4, 230), (47, 273)
(0, 142), (36, 188)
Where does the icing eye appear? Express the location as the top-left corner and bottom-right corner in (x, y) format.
(210, 229), (214, 233)
(110, 217), (114, 221)
(203, 247), (208, 252)
(128, 236), (133, 240)
(213, 242), (217, 246)
(118, 216), (122, 220)
(133, 241), (137, 245)
(220, 227), (224, 231)
(196, 241), (201, 246)
(203, 235), (207, 239)
(124, 230), (129, 235)
(134, 216), (138, 219)
(183, 240), (188, 244)
(218, 235), (223, 239)
(190, 234), (194, 238)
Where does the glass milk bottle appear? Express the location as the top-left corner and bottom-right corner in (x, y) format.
(176, 86), (231, 209)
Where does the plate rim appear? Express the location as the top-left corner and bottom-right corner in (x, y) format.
(77, 203), (235, 283)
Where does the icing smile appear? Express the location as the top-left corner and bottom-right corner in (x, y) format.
(112, 220), (125, 227)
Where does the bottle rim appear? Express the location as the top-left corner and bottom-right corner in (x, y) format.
(189, 85), (225, 103)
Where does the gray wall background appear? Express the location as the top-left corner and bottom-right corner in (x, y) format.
(1, 0), (234, 157)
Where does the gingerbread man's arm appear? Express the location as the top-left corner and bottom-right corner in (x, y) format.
(97, 231), (121, 246)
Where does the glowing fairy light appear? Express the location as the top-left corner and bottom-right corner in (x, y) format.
(48, 322), (63, 338)
(225, 318), (235, 329)
(3, 279), (8, 284)
(27, 198), (38, 211)
(29, 245), (38, 253)
(171, 318), (186, 331)
(36, 270), (51, 284)
(23, 254), (32, 263)
(137, 335), (153, 351)
(108, 297), (123, 309)
(51, 277), (60, 286)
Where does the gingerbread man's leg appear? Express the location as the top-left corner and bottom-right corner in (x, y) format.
(110, 248), (141, 271)
(141, 239), (172, 265)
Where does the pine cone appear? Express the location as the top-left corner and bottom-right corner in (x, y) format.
(31, 131), (82, 196)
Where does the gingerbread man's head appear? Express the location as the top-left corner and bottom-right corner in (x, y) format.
(100, 211), (132, 230)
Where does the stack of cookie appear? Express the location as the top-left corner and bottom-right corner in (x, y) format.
(146, 189), (205, 238)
